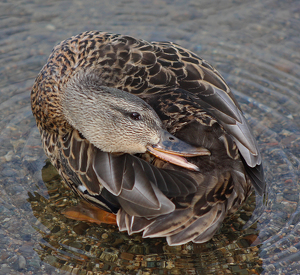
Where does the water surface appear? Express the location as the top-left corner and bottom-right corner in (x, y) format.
(0, 0), (300, 274)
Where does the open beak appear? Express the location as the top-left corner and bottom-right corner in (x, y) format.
(147, 130), (210, 171)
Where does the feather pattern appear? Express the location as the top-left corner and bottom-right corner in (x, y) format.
(31, 31), (265, 245)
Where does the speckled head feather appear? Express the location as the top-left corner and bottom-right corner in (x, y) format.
(61, 70), (164, 154)
(31, 31), (265, 246)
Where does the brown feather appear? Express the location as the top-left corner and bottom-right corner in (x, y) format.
(31, 31), (265, 246)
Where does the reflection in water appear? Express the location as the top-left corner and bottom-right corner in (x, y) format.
(27, 161), (263, 274)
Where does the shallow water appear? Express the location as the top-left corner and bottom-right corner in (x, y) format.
(0, 0), (300, 274)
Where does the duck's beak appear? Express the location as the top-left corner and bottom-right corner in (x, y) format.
(147, 130), (210, 171)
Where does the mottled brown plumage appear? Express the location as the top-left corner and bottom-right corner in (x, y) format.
(31, 31), (265, 245)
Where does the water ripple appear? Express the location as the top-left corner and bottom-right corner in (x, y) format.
(0, 0), (300, 274)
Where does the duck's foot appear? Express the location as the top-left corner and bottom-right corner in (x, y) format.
(61, 201), (117, 225)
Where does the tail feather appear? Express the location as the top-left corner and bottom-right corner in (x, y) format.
(166, 204), (224, 246)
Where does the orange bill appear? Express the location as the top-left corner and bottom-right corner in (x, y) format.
(147, 130), (210, 171)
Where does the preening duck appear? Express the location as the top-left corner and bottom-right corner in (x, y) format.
(31, 31), (265, 246)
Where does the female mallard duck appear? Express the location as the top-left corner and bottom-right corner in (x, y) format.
(31, 31), (265, 246)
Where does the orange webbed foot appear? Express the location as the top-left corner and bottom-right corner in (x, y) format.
(62, 201), (117, 225)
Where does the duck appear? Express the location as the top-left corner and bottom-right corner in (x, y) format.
(31, 30), (266, 246)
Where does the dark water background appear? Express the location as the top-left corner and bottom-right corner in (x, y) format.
(0, 0), (300, 274)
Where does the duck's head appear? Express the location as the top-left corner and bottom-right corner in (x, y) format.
(61, 71), (210, 170)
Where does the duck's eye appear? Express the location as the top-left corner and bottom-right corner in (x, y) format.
(130, 112), (142, 120)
